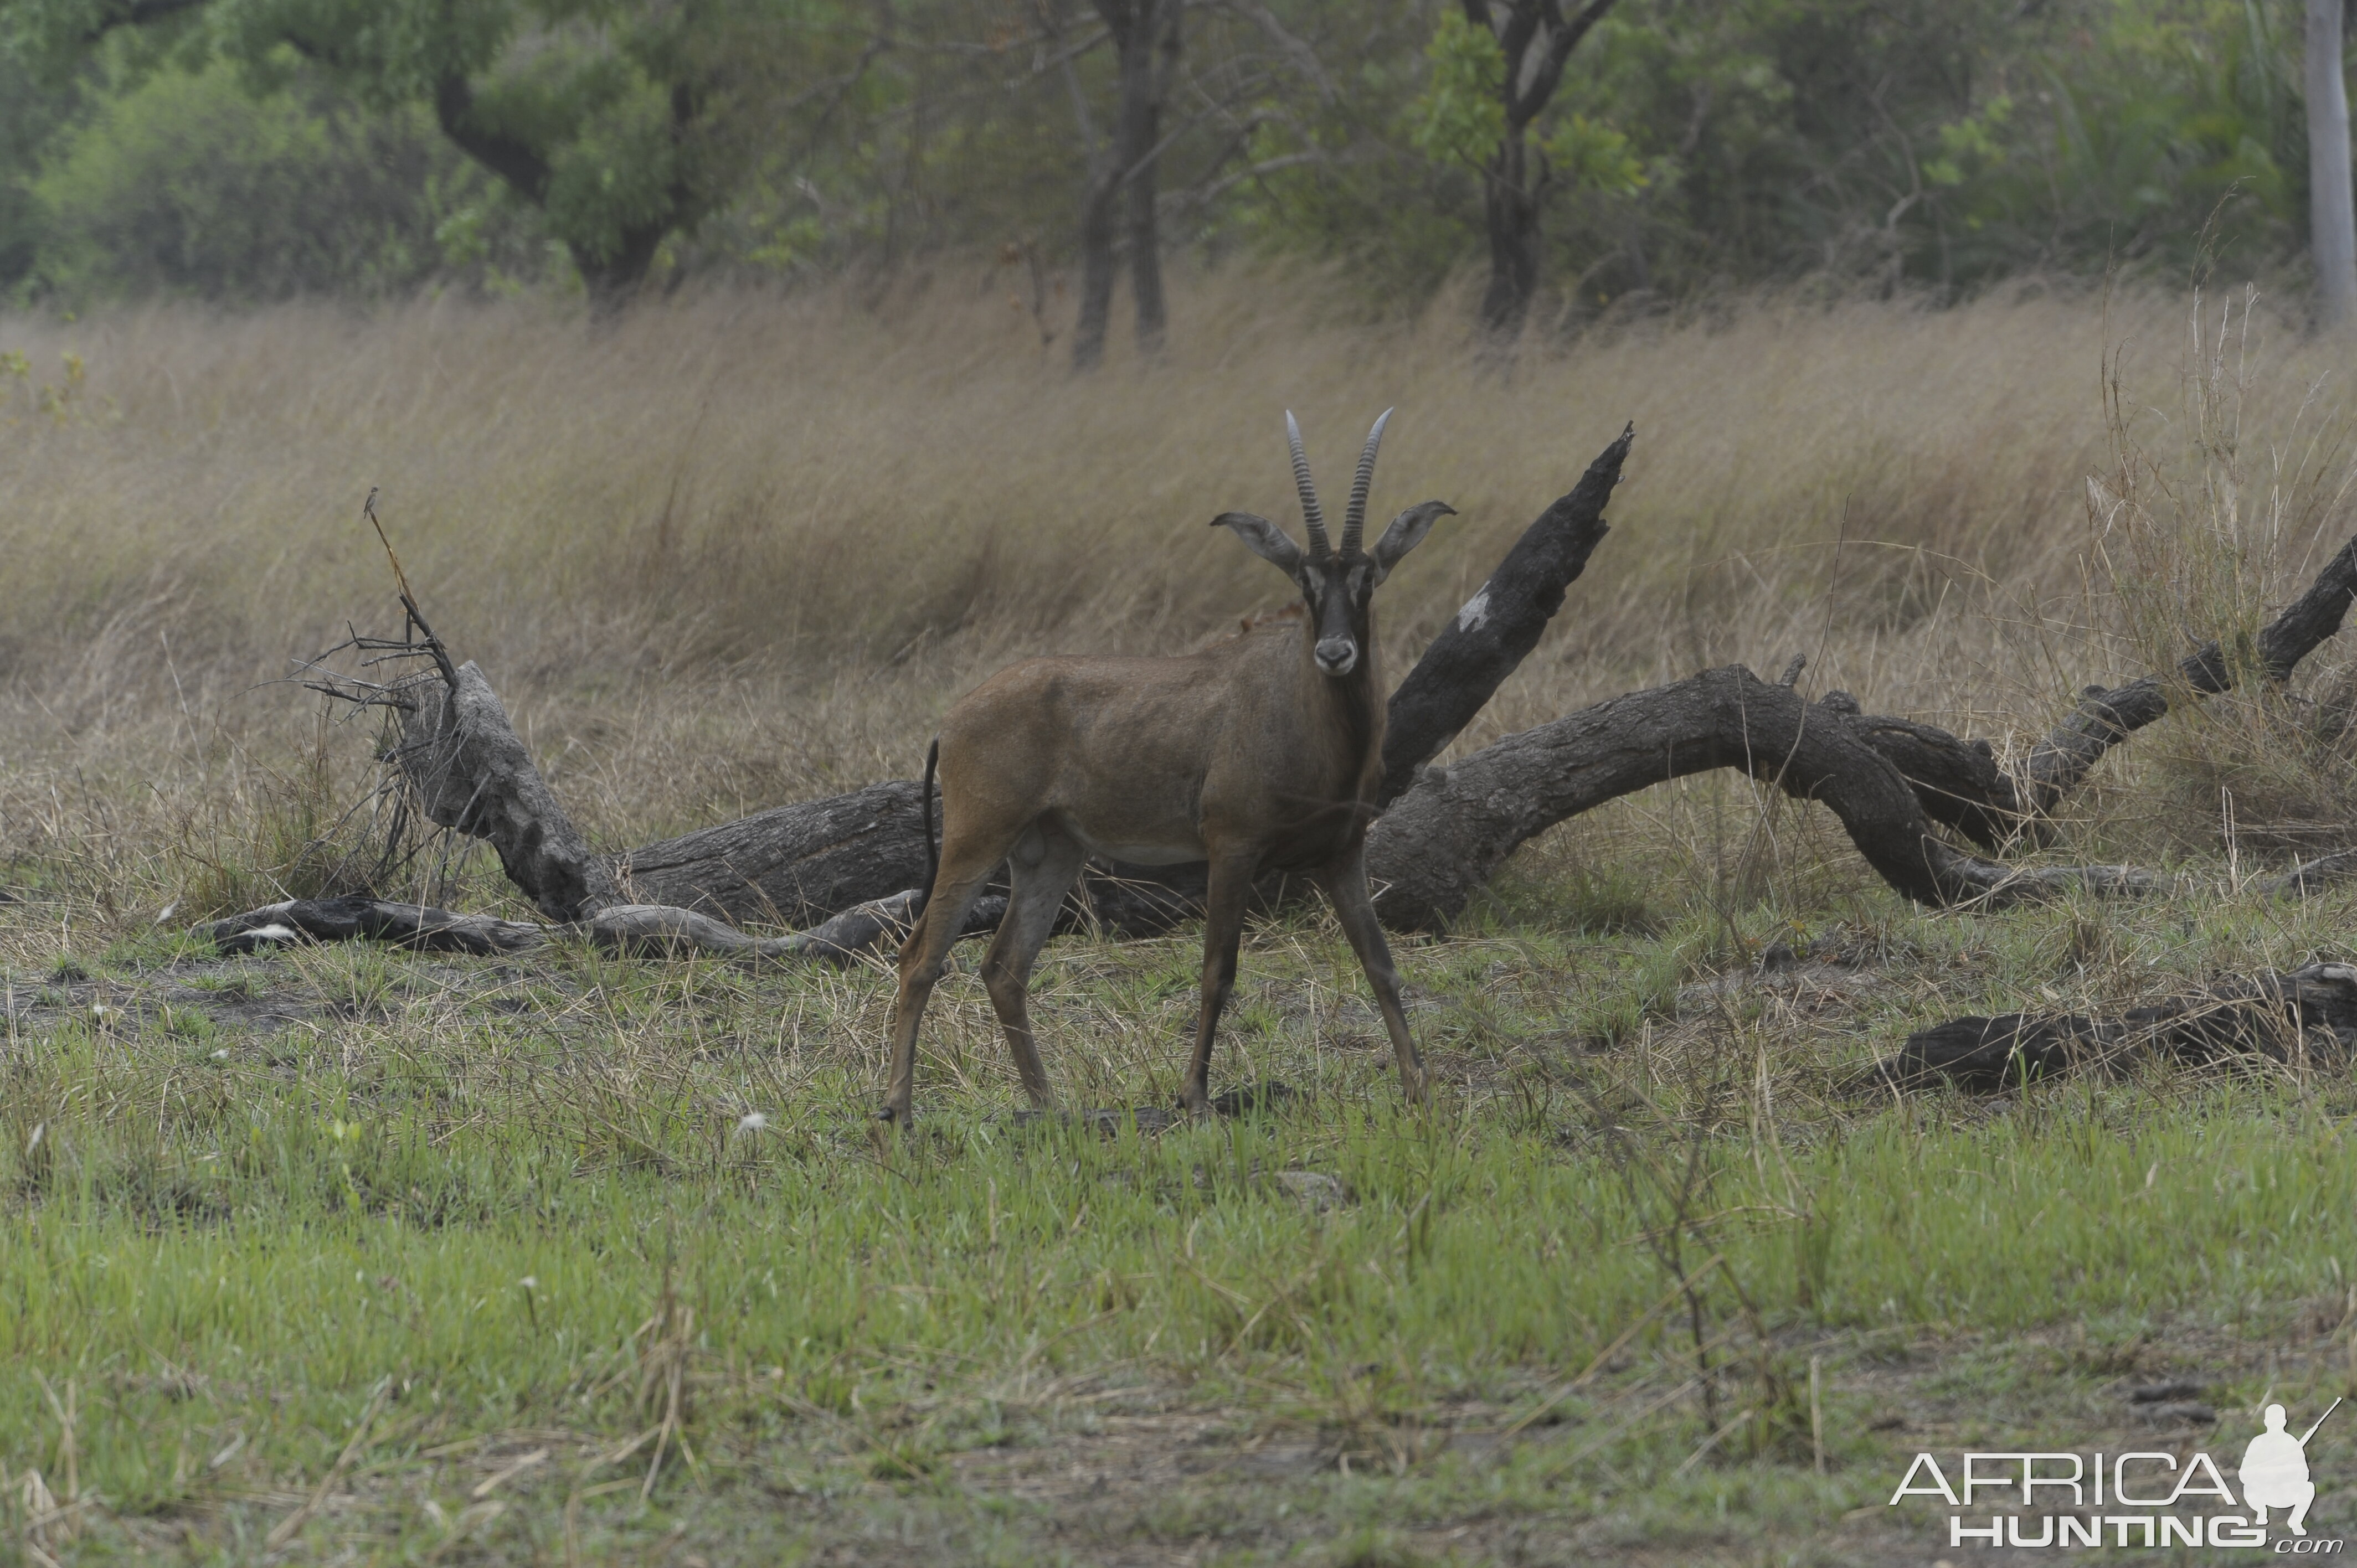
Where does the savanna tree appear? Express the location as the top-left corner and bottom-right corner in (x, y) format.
(1410, 0), (1632, 337)
(2308, 0), (2356, 326)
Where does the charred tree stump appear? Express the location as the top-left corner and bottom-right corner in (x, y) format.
(1378, 424), (1630, 804)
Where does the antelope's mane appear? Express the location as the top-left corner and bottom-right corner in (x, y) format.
(1196, 601), (1307, 649)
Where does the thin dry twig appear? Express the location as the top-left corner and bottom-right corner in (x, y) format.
(265, 1376), (392, 1550)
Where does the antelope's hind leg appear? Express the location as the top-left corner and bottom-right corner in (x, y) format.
(1316, 846), (1427, 1105)
(880, 843), (1003, 1126)
(980, 823), (1085, 1108)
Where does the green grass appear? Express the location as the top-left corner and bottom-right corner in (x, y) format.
(2, 884), (2355, 1562)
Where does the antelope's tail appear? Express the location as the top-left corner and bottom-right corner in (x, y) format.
(919, 738), (940, 912)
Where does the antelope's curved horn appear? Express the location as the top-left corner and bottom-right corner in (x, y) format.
(1284, 410), (1331, 558)
(1341, 406), (1392, 554)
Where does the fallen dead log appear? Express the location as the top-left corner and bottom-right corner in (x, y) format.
(1874, 962), (2357, 1091)
(293, 429), (1638, 946)
(1361, 664), (2153, 931)
(220, 440), (2357, 964)
(612, 782), (1207, 936)
(614, 782), (932, 926)
(585, 468), (2357, 936)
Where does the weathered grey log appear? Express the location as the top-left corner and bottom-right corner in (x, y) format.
(613, 782), (933, 926)
(372, 663), (980, 960)
(1876, 962), (2357, 1091)
(398, 662), (620, 922)
(374, 654), (2155, 948)
(1377, 425), (1630, 804)
(1361, 664), (2153, 932)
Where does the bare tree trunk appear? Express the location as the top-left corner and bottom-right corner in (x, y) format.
(2310, 0), (2357, 328)
(1124, 1), (1179, 355)
(232, 445), (2357, 963)
(1074, 0), (1180, 368)
(1072, 166), (1121, 370)
(1479, 132), (1545, 338)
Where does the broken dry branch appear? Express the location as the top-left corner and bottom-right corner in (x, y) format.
(1856, 531), (2357, 852)
(395, 663), (620, 923)
(2016, 530), (2357, 837)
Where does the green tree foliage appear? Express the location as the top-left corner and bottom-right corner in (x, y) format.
(1237, 0), (2334, 311)
(1407, 8), (1507, 166)
(4, 0), (876, 308)
(26, 56), (545, 302)
(0, 60), (56, 290)
(0, 0), (2346, 316)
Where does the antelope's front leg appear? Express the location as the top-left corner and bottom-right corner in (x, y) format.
(1316, 845), (1427, 1105)
(1182, 853), (1259, 1113)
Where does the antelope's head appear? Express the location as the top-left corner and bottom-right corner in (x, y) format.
(1213, 409), (1455, 680)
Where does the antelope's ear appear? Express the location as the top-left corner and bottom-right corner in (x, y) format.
(1212, 511), (1303, 575)
(1369, 501), (1455, 582)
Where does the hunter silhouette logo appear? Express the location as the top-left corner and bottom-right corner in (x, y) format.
(2243, 1399), (2340, 1538)
(1887, 1396), (2343, 1549)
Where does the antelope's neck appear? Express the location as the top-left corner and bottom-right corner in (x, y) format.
(1301, 619), (1385, 788)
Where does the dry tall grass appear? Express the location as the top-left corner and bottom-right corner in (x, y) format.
(6, 270), (2355, 915)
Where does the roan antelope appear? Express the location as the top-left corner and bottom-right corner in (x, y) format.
(879, 410), (1454, 1125)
